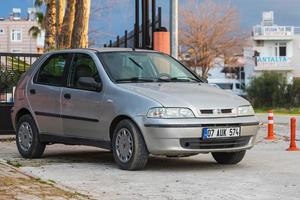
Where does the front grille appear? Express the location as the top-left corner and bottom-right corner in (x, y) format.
(221, 109), (232, 114)
(180, 136), (251, 150)
(199, 108), (234, 115)
(200, 109), (213, 114)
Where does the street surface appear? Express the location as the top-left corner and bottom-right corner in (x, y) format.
(0, 114), (299, 200)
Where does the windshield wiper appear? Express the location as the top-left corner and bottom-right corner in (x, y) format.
(116, 77), (155, 83)
(165, 76), (201, 82)
(128, 57), (143, 70)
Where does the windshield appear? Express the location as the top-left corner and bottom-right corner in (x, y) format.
(98, 52), (201, 83)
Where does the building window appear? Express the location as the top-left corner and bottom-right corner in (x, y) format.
(11, 49), (22, 53)
(256, 40), (264, 47)
(275, 42), (287, 57)
(0, 28), (4, 34)
(11, 29), (22, 42)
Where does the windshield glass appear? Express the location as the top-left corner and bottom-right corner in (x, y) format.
(98, 52), (201, 83)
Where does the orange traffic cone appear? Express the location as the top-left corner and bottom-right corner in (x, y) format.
(287, 117), (300, 151)
(265, 110), (276, 140)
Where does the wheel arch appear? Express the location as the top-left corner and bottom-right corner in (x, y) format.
(109, 115), (144, 142)
(15, 108), (33, 126)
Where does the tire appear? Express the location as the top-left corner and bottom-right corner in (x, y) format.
(212, 150), (246, 165)
(16, 114), (46, 158)
(112, 119), (149, 170)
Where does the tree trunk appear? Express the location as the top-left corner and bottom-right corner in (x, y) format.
(56, 0), (65, 46)
(58, 0), (75, 48)
(71, 0), (91, 48)
(44, 0), (56, 50)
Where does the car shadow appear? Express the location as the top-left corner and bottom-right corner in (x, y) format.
(37, 145), (244, 172)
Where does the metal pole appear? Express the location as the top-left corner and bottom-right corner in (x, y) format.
(151, 0), (156, 49)
(158, 7), (162, 28)
(125, 30), (128, 48)
(142, 0), (147, 49)
(135, 0), (140, 48)
(117, 36), (120, 47)
(170, 0), (178, 58)
(145, 0), (149, 47)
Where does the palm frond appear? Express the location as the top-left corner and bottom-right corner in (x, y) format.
(29, 26), (41, 38)
(36, 11), (45, 28)
(34, 0), (44, 7)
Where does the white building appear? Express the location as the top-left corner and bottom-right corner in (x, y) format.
(0, 8), (44, 54)
(245, 11), (300, 86)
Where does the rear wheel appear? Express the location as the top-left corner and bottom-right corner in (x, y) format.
(16, 114), (46, 158)
(112, 119), (149, 170)
(212, 150), (246, 164)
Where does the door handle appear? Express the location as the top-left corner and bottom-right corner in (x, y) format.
(64, 93), (71, 100)
(29, 89), (36, 94)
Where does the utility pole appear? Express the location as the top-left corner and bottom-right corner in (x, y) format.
(170, 0), (178, 58)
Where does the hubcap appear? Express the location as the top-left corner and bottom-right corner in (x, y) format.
(18, 122), (33, 152)
(115, 128), (134, 163)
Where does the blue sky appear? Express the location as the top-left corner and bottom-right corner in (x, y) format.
(1, 0), (300, 46)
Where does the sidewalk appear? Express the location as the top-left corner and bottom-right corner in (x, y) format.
(0, 160), (90, 200)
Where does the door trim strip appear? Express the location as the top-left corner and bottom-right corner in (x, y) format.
(35, 111), (99, 122)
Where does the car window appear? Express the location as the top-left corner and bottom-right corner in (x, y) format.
(69, 53), (101, 90)
(217, 83), (233, 90)
(36, 54), (68, 86)
(98, 52), (200, 83)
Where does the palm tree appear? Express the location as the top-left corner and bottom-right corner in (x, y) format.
(71, 0), (91, 48)
(29, 0), (56, 50)
(56, 0), (65, 46)
(58, 0), (76, 48)
(44, 0), (57, 50)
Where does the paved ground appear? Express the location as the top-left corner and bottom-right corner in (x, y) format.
(0, 160), (89, 200)
(0, 115), (300, 200)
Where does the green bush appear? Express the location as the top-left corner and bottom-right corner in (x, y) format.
(247, 72), (300, 108)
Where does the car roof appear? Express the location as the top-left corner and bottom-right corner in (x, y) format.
(44, 48), (157, 55)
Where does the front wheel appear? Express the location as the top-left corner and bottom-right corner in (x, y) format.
(112, 119), (149, 170)
(212, 150), (246, 165)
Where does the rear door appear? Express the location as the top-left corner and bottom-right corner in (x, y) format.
(61, 53), (104, 140)
(27, 53), (70, 136)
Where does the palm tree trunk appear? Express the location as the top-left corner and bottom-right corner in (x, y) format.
(71, 0), (91, 48)
(58, 0), (75, 49)
(44, 0), (56, 50)
(56, 0), (65, 46)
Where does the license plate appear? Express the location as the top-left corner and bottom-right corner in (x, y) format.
(202, 127), (240, 139)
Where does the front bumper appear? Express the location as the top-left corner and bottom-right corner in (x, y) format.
(134, 116), (259, 155)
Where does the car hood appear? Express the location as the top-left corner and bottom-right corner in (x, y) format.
(118, 82), (250, 109)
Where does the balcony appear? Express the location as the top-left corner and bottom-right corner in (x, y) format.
(254, 56), (294, 71)
(252, 25), (295, 40)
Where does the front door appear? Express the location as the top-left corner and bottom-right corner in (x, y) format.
(61, 53), (104, 140)
(27, 53), (69, 136)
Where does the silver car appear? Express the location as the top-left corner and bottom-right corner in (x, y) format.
(11, 48), (259, 170)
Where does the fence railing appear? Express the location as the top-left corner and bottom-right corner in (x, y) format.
(0, 52), (41, 134)
(0, 53), (41, 103)
(104, 7), (162, 49)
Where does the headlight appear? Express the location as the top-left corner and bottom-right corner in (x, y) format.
(147, 107), (195, 118)
(237, 105), (255, 116)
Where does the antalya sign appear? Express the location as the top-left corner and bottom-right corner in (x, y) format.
(257, 56), (289, 63)
(256, 56), (290, 68)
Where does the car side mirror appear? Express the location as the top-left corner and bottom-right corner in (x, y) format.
(78, 77), (102, 91)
